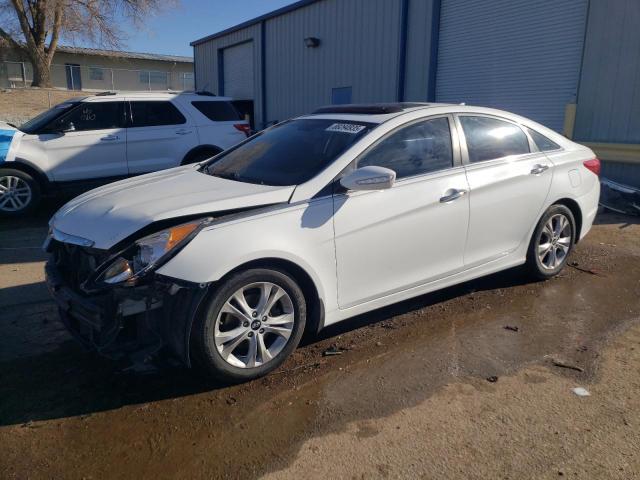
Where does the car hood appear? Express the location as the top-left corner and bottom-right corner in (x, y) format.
(51, 166), (295, 249)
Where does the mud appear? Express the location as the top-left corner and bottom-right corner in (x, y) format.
(0, 208), (639, 479)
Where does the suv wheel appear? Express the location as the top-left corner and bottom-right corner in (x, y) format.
(526, 204), (576, 280)
(0, 169), (41, 217)
(183, 148), (222, 165)
(192, 268), (307, 383)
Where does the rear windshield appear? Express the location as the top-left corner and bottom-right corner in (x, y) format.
(19, 102), (78, 134)
(203, 119), (375, 186)
(192, 101), (241, 121)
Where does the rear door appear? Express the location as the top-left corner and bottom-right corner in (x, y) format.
(40, 100), (127, 181)
(333, 115), (470, 308)
(457, 114), (553, 267)
(126, 99), (199, 174)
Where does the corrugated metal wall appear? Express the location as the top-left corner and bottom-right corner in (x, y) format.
(435, 0), (588, 132)
(193, 23), (263, 121)
(574, 0), (640, 143)
(404, 0), (437, 102)
(264, 0), (402, 123)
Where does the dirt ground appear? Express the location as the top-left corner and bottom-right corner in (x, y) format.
(0, 88), (81, 125)
(0, 204), (639, 479)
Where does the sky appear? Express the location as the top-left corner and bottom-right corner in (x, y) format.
(114, 0), (298, 57)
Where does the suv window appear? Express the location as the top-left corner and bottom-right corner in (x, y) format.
(460, 116), (530, 163)
(52, 102), (124, 132)
(358, 117), (453, 179)
(192, 101), (241, 121)
(526, 127), (561, 152)
(130, 101), (186, 127)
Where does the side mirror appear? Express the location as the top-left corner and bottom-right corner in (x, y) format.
(62, 122), (76, 133)
(340, 166), (396, 191)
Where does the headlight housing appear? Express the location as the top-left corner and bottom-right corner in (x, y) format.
(98, 218), (210, 286)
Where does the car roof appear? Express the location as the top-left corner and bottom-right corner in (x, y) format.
(300, 102), (453, 124)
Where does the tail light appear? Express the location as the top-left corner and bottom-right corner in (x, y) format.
(583, 158), (601, 176)
(234, 124), (251, 137)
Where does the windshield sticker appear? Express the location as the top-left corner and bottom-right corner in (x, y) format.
(326, 123), (367, 134)
(0, 129), (16, 163)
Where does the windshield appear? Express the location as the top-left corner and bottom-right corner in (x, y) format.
(203, 118), (375, 186)
(19, 101), (79, 134)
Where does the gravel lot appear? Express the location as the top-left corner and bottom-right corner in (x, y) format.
(0, 205), (639, 479)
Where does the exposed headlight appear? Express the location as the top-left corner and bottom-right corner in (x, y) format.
(100, 219), (209, 286)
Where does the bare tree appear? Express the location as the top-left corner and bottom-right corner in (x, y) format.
(0, 0), (171, 87)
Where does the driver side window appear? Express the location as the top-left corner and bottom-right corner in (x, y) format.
(52, 102), (125, 132)
(358, 117), (453, 179)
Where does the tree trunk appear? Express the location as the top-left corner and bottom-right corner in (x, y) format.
(30, 54), (52, 88)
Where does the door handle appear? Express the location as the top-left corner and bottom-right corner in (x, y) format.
(100, 135), (118, 141)
(530, 164), (549, 175)
(440, 188), (468, 203)
(175, 129), (193, 135)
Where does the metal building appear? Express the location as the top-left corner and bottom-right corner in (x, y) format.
(191, 0), (640, 186)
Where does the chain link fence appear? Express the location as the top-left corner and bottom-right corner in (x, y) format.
(0, 61), (194, 92)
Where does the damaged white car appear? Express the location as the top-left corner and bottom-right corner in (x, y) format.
(45, 103), (601, 382)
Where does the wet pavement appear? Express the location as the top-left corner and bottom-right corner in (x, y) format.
(0, 206), (639, 479)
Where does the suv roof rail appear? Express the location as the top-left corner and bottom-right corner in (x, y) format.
(94, 91), (117, 96)
(195, 90), (217, 97)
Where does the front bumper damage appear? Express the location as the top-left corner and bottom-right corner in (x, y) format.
(45, 260), (209, 368)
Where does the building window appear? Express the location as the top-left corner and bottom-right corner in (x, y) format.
(139, 71), (168, 85)
(332, 86), (352, 105)
(89, 67), (104, 81)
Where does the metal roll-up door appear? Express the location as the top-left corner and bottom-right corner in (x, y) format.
(223, 41), (254, 100)
(436, 0), (588, 132)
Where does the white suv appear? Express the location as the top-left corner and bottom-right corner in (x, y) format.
(0, 92), (250, 216)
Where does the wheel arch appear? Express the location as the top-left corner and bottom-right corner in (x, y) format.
(2, 159), (50, 192)
(216, 257), (324, 336)
(181, 144), (224, 165)
(553, 197), (583, 243)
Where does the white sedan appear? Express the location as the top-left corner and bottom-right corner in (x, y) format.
(44, 103), (600, 382)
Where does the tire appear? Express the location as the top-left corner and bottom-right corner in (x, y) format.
(182, 148), (222, 165)
(0, 168), (41, 217)
(526, 204), (576, 280)
(191, 268), (307, 383)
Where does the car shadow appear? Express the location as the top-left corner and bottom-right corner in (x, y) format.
(0, 264), (537, 427)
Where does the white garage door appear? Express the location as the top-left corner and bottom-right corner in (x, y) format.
(436, 0), (588, 132)
(223, 41), (254, 100)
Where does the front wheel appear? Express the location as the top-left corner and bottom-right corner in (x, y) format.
(191, 268), (307, 383)
(0, 169), (41, 217)
(526, 204), (576, 280)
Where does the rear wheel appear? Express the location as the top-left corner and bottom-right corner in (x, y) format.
(182, 148), (222, 165)
(0, 169), (41, 217)
(526, 204), (576, 279)
(192, 268), (306, 383)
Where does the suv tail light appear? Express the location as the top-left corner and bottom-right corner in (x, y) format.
(583, 158), (601, 176)
(234, 124), (251, 137)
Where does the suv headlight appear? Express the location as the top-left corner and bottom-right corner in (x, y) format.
(99, 218), (210, 286)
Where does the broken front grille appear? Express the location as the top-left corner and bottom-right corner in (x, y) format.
(51, 240), (110, 293)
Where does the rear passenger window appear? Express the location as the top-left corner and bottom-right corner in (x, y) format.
(130, 101), (186, 127)
(358, 117), (453, 179)
(460, 116), (530, 163)
(192, 101), (241, 121)
(526, 127), (561, 152)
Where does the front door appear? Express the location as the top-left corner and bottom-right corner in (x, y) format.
(65, 64), (82, 91)
(40, 101), (127, 181)
(333, 116), (470, 308)
(456, 115), (553, 267)
(126, 100), (199, 174)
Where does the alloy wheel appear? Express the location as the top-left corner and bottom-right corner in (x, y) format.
(0, 176), (32, 212)
(214, 282), (295, 368)
(537, 213), (572, 270)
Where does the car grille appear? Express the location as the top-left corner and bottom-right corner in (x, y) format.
(51, 240), (110, 292)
